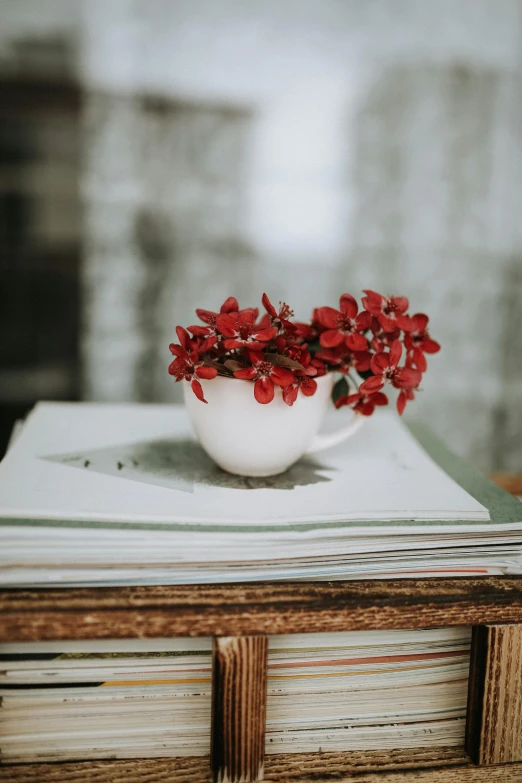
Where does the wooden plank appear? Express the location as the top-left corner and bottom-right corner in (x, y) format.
(490, 473), (522, 495)
(211, 636), (268, 783)
(2, 749), (522, 782)
(466, 624), (522, 764)
(3, 577), (522, 641)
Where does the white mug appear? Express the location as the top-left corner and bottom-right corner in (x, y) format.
(183, 373), (365, 477)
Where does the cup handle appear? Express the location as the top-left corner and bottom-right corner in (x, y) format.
(305, 411), (366, 455)
(305, 373), (367, 455)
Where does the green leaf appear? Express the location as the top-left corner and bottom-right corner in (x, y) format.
(264, 353), (306, 371)
(306, 339), (322, 355)
(356, 368), (373, 380)
(332, 376), (349, 405)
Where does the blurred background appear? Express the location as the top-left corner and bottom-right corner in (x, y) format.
(0, 0), (521, 471)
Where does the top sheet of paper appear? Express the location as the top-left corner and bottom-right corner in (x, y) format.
(0, 402), (490, 532)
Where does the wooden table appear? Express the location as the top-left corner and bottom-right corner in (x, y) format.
(2, 576), (522, 782)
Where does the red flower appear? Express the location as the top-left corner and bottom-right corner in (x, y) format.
(232, 351), (295, 404)
(362, 290), (414, 333)
(168, 327), (217, 402)
(262, 293), (296, 333)
(282, 374), (318, 406)
(315, 347), (371, 375)
(168, 291), (437, 415)
(292, 321), (317, 341)
(285, 345), (317, 376)
(315, 294), (371, 351)
(195, 296), (239, 325)
(188, 296), (240, 342)
(404, 313), (441, 371)
(360, 340), (422, 393)
(369, 319), (400, 353)
(397, 387), (415, 416)
(335, 391), (389, 416)
(216, 309), (277, 350)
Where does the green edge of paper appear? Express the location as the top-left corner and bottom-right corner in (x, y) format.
(408, 421), (522, 527)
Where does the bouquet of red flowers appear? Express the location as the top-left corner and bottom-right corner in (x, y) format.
(168, 292), (440, 416)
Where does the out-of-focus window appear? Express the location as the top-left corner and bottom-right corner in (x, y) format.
(0, 38), (81, 456)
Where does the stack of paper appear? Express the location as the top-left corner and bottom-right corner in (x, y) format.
(0, 402), (521, 586)
(0, 628), (470, 762)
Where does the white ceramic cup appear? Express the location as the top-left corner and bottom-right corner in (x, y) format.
(183, 373), (365, 477)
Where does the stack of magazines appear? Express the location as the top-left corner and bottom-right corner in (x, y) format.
(1, 629), (470, 762)
(0, 402), (521, 586)
(0, 401), (521, 762)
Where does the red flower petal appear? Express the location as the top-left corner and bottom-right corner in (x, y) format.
(176, 326), (190, 349)
(238, 308), (257, 324)
(372, 392), (389, 406)
(358, 401), (375, 416)
(370, 352), (389, 374)
(200, 335), (217, 352)
(301, 378), (317, 396)
(396, 367), (422, 388)
(354, 353), (371, 372)
(196, 308), (217, 325)
(392, 296), (409, 313)
(257, 313), (271, 329)
(316, 306), (340, 329)
(271, 366), (295, 387)
(223, 338), (243, 350)
(253, 326), (278, 342)
(346, 332), (368, 351)
(319, 329), (345, 348)
(187, 325), (211, 337)
(389, 339), (402, 366)
(361, 290), (384, 315)
(412, 347), (427, 372)
(216, 313), (238, 337)
(397, 314), (415, 332)
(234, 367), (257, 380)
(359, 375), (385, 393)
(334, 394), (350, 409)
(248, 351), (264, 365)
(261, 293), (278, 318)
(413, 313), (429, 331)
(169, 343), (183, 356)
(379, 314), (399, 333)
(396, 390), (407, 415)
(254, 376), (274, 404)
(423, 338), (440, 354)
(220, 296), (239, 314)
(339, 293), (358, 319)
(191, 379), (208, 403)
(196, 365), (218, 379)
(283, 385), (299, 406)
(355, 311), (372, 331)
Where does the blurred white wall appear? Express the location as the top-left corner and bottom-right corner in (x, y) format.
(1, 0), (522, 470)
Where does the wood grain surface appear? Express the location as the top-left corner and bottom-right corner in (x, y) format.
(211, 636), (268, 783)
(3, 748), (522, 782)
(3, 577), (522, 641)
(466, 623), (522, 764)
(490, 473), (522, 496)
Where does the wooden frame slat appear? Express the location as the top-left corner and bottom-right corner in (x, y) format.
(3, 577), (522, 641)
(3, 749), (522, 782)
(5, 578), (522, 780)
(466, 624), (522, 764)
(211, 636), (268, 783)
